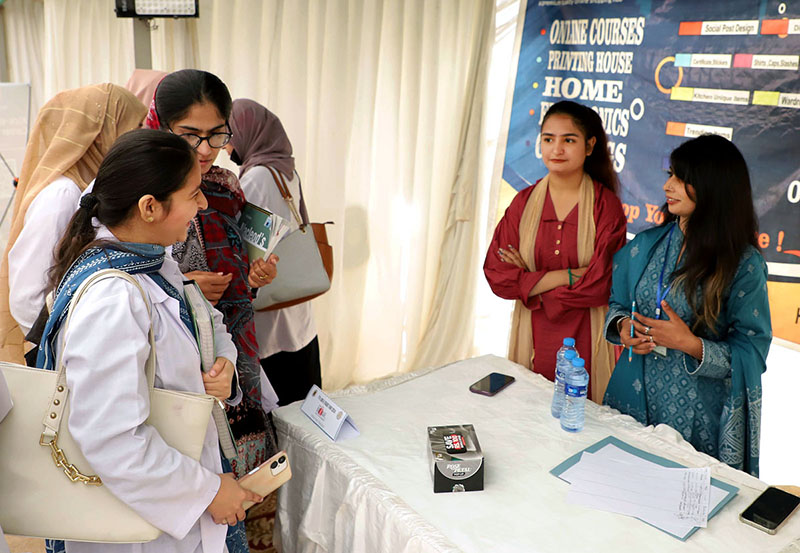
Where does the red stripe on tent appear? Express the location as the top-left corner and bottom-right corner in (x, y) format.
(679, 21), (703, 35)
(761, 19), (789, 35)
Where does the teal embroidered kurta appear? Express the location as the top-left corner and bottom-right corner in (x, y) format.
(603, 223), (771, 476)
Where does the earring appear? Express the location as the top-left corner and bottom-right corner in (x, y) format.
(146, 216), (154, 223)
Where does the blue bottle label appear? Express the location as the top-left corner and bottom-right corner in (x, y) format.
(565, 384), (587, 398)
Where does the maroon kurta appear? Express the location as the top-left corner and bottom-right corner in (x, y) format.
(484, 179), (626, 395)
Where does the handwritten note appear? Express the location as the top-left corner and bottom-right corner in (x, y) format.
(678, 468), (711, 526)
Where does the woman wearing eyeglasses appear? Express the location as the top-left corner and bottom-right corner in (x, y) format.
(145, 69), (279, 552)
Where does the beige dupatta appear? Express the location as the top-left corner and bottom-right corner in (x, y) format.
(508, 173), (615, 402)
(0, 84), (146, 362)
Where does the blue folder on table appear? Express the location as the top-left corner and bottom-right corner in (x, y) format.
(550, 436), (739, 541)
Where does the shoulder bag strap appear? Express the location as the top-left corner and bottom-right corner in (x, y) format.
(41, 269), (156, 447)
(266, 166), (304, 228)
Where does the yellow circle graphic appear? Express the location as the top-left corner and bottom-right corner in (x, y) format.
(655, 56), (684, 95)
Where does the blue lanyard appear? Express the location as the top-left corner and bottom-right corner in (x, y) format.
(655, 224), (677, 320)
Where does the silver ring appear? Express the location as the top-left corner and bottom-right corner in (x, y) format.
(644, 326), (651, 335)
(649, 335), (654, 343)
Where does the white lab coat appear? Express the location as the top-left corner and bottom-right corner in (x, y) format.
(0, 370), (11, 553)
(58, 226), (238, 553)
(8, 175), (83, 335)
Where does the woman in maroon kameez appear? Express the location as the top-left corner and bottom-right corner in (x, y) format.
(484, 101), (627, 402)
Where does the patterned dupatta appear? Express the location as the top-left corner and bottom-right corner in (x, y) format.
(185, 167), (263, 406)
(508, 173), (615, 402)
(37, 242), (194, 372)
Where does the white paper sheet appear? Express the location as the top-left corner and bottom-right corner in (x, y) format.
(562, 444), (712, 538)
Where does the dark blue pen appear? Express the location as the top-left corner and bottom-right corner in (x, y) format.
(629, 300), (636, 362)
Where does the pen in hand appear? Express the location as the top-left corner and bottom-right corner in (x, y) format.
(629, 300), (636, 362)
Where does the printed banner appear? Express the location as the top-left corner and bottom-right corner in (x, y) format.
(500, 0), (800, 345)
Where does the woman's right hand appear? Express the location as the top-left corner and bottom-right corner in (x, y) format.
(185, 271), (233, 305)
(207, 473), (263, 526)
(618, 317), (655, 355)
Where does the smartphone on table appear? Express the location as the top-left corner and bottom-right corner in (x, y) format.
(739, 486), (800, 534)
(238, 450), (292, 509)
(469, 372), (515, 396)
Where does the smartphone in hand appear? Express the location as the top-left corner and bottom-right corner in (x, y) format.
(238, 450), (292, 510)
(469, 372), (515, 396)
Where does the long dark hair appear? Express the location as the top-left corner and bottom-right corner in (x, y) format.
(665, 134), (758, 333)
(154, 69), (232, 127)
(541, 101), (618, 193)
(48, 129), (197, 288)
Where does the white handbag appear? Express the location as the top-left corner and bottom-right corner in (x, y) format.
(0, 269), (215, 543)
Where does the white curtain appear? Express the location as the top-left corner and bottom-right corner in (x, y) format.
(199, 0), (497, 387)
(41, 0), (135, 99)
(149, 17), (199, 71)
(3, 0), (136, 114)
(2, 0), (45, 115)
(1, 0), (497, 390)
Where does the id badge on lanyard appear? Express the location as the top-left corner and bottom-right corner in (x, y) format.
(653, 225), (677, 358)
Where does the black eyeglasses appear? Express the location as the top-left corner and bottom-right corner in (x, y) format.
(168, 124), (232, 149)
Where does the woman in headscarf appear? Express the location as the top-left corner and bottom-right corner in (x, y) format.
(125, 68), (167, 106)
(226, 98), (321, 406)
(0, 83), (146, 363)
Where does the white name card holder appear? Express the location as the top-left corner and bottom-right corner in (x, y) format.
(300, 385), (359, 441)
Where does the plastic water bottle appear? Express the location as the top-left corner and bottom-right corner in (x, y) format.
(550, 340), (578, 418)
(561, 357), (589, 433)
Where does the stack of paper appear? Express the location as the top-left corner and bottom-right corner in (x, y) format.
(559, 443), (726, 539)
(239, 202), (292, 261)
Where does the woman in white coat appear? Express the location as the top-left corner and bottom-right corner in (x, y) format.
(37, 129), (262, 553)
(1, 84), (146, 364)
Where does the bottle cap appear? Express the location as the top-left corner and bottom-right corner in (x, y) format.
(572, 357), (585, 368)
(564, 350), (577, 360)
(563, 337), (575, 347)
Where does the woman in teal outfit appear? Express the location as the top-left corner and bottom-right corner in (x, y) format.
(604, 134), (771, 476)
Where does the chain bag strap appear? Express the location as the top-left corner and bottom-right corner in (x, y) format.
(40, 270), (158, 484)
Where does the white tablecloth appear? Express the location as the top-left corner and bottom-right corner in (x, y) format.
(272, 355), (800, 553)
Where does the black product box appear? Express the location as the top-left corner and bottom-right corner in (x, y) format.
(427, 424), (484, 493)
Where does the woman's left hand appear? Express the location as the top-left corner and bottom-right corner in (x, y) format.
(633, 301), (703, 358)
(203, 357), (235, 401)
(248, 254), (279, 288)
